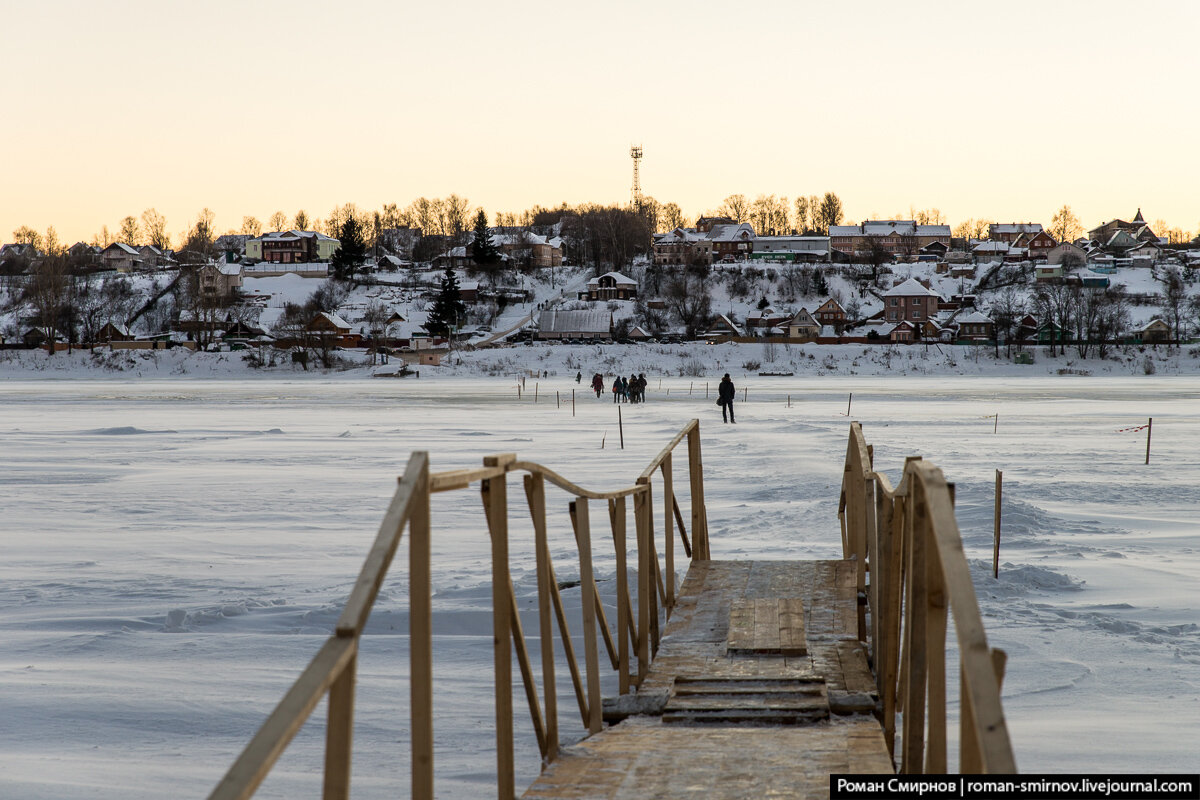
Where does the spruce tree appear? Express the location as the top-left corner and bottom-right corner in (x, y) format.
(331, 214), (368, 284)
(471, 209), (500, 267)
(425, 264), (466, 337)
(813, 267), (828, 296)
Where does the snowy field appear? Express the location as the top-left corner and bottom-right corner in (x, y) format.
(2, 375), (1199, 798)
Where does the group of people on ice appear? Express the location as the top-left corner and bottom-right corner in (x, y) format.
(610, 373), (647, 403)
(580, 372), (648, 403)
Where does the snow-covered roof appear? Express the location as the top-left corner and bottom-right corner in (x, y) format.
(990, 223), (1043, 235)
(537, 309), (612, 335)
(218, 264), (242, 276)
(105, 242), (141, 255)
(706, 223), (756, 243)
(830, 221), (951, 238)
(587, 271), (637, 287)
(258, 230), (338, 242)
(314, 311), (351, 330)
(973, 242), (1009, 253)
(708, 313), (742, 336)
(656, 228), (706, 244)
(955, 311), (993, 324)
(883, 277), (941, 298)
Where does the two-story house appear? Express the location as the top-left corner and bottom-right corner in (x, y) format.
(580, 272), (637, 301)
(882, 277), (942, 325)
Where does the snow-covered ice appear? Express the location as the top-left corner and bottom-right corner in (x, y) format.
(1, 373), (1198, 798)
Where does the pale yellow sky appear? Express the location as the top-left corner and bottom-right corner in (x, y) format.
(3, 0), (1198, 244)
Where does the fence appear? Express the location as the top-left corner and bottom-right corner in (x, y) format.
(840, 421), (1016, 774)
(209, 420), (709, 800)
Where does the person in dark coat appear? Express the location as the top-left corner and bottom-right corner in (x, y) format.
(718, 373), (736, 423)
(592, 373), (604, 398)
(612, 377), (622, 403)
(576, 371), (582, 383)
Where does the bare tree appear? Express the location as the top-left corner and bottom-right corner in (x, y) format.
(268, 211), (288, 232)
(718, 194), (750, 223)
(293, 210), (310, 231)
(241, 216), (262, 237)
(814, 192), (844, 234)
(118, 215), (140, 245)
(1050, 205), (1082, 243)
(1160, 267), (1187, 347)
(988, 286), (1025, 356)
(1033, 281), (1076, 356)
(26, 255), (70, 354)
(793, 197), (810, 233)
(665, 267), (713, 338)
(12, 225), (42, 248)
(140, 209), (170, 249)
(658, 202), (685, 232)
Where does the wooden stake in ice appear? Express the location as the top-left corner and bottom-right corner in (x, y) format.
(618, 406), (624, 450)
(847, 392), (853, 416)
(1146, 417), (1152, 465)
(993, 470), (1003, 579)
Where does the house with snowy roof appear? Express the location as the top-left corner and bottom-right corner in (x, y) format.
(813, 298), (847, 327)
(98, 322), (134, 342)
(988, 223), (1044, 244)
(751, 235), (831, 263)
(707, 223), (756, 263)
(491, 230), (562, 268)
(953, 310), (994, 341)
(246, 231), (340, 263)
(197, 263), (243, 298)
(1088, 209), (1159, 250)
(972, 241), (1009, 263)
(882, 278), (942, 324)
(580, 271), (638, 301)
(100, 242), (143, 272)
(829, 221), (951, 260)
(1046, 242), (1087, 267)
(653, 227), (712, 266)
(786, 308), (820, 341)
(535, 309), (613, 341)
(704, 314), (743, 339)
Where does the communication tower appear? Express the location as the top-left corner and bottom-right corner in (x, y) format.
(630, 145), (643, 208)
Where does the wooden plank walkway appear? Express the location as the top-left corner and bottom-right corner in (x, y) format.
(524, 560), (893, 799)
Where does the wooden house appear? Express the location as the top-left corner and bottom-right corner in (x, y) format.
(786, 308), (820, 341)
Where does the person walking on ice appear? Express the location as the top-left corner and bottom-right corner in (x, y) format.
(592, 373), (604, 398)
(718, 373), (736, 424)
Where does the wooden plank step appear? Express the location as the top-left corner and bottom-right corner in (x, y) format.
(726, 597), (808, 656)
(663, 707), (829, 725)
(663, 676), (830, 726)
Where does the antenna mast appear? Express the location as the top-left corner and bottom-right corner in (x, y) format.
(629, 145), (643, 209)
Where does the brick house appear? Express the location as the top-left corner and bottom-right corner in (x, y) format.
(580, 271), (638, 301)
(707, 223), (756, 263)
(988, 223), (1044, 244)
(247, 231), (340, 263)
(653, 228), (712, 266)
(882, 278), (942, 325)
(829, 221), (951, 260)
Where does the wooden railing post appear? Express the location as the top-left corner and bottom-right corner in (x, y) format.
(409, 459), (434, 800)
(901, 481), (928, 774)
(687, 424), (708, 560)
(481, 454), (515, 800)
(925, 521), (948, 774)
(323, 653), (356, 800)
(634, 485), (651, 684)
(609, 497), (631, 696)
(662, 453), (675, 614)
(571, 498), (603, 734)
(524, 474), (558, 763)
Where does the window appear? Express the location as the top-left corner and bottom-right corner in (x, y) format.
(912, 298), (921, 305)
(887, 311), (897, 321)
(890, 298), (898, 306)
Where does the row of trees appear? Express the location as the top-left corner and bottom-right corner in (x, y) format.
(709, 192), (845, 235)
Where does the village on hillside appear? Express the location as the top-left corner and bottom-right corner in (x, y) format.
(1, 206), (1197, 370)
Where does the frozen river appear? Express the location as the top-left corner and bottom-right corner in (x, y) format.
(1, 375), (1198, 797)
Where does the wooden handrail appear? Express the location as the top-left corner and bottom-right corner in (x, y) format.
(211, 419), (709, 800)
(842, 423), (1016, 775)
